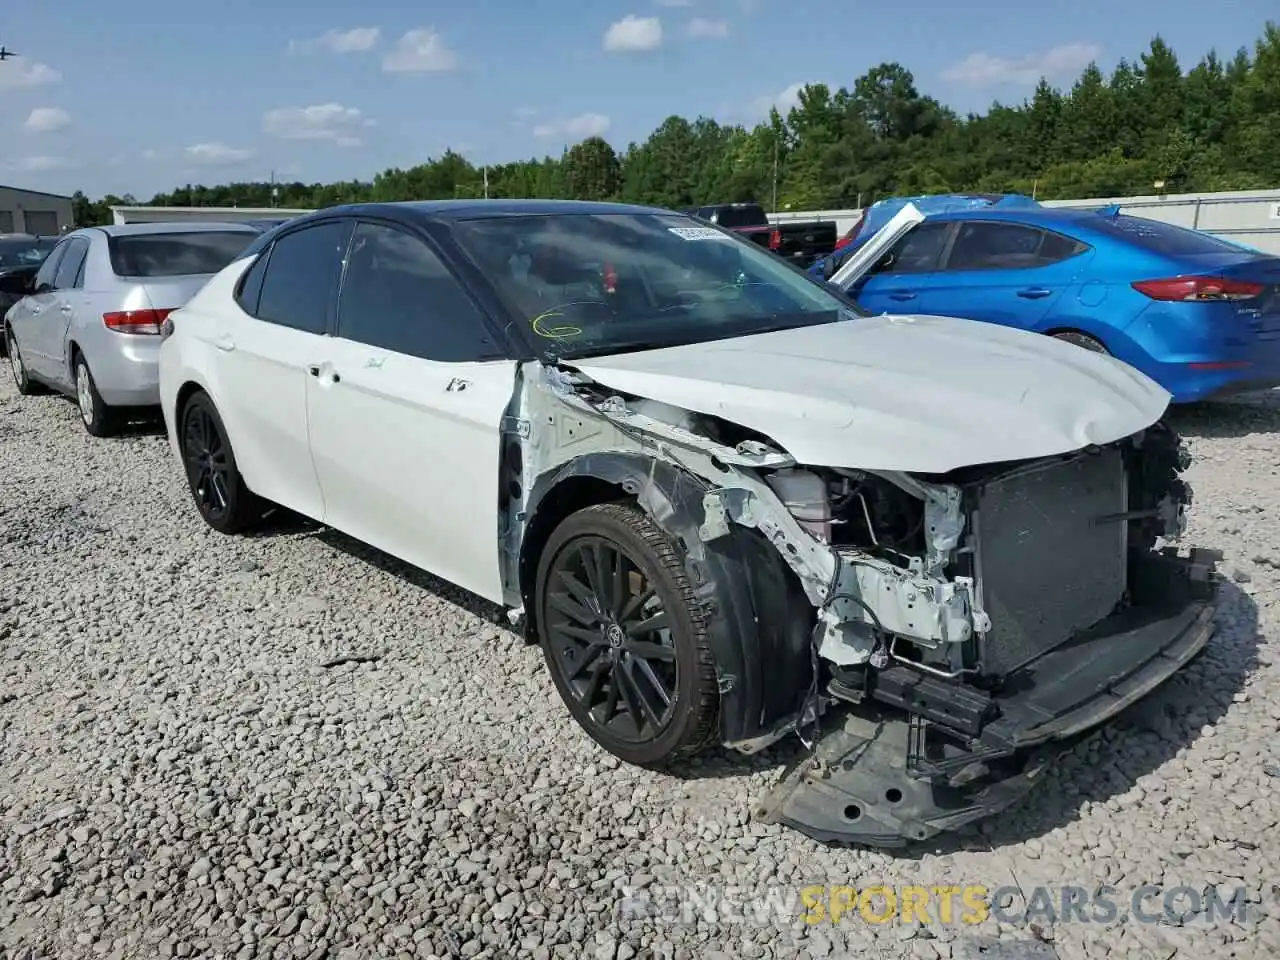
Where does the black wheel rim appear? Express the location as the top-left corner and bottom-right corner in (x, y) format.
(544, 536), (678, 744)
(182, 405), (231, 521)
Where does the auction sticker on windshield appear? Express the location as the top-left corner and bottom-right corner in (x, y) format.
(669, 227), (733, 241)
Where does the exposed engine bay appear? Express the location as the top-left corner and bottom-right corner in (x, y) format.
(507, 362), (1219, 846)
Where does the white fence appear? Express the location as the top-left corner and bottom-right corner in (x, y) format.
(767, 188), (1280, 254)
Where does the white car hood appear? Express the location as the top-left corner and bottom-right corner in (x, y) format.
(569, 314), (1171, 473)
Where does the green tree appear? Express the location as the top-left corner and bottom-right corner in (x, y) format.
(82, 25), (1280, 217)
(562, 137), (621, 201)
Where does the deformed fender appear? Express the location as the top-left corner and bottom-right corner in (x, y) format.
(520, 451), (815, 747)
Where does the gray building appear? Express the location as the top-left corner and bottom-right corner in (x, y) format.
(0, 184), (74, 236)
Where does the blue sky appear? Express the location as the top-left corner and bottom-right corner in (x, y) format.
(0, 1), (1273, 200)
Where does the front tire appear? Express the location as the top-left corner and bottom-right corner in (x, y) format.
(535, 503), (719, 767)
(178, 391), (261, 534)
(75, 353), (119, 437)
(7, 327), (42, 396)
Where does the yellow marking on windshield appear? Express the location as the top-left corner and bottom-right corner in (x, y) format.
(530, 308), (583, 339)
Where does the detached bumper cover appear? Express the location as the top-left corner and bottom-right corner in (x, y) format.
(757, 550), (1217, 847)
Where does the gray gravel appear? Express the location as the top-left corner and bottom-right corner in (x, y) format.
(2, 376), (1278, 960)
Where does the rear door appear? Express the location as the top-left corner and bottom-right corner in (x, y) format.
(304, 218), (517, 603)
(40, 236), (91, 388)
(927, 221), (1093, 331)
(211, 219), (353, 521)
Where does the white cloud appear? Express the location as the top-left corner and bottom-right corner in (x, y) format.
(263, 103), (374, 146)
(289, 26), (381, 55)
(751, 82), (807, 117)
(185, 142), (255, 166)
(603, 15), (663, 52)
(141, 149), (158, 161)
(382, 28), (459, 72)
(687, 18), (728, 39)
(533, 113), (612, 141)
(942, 42), (1102, 87)
(0, 61), (61, 90)
(23, 107), (70, 134)
(10, 155), (76, 172)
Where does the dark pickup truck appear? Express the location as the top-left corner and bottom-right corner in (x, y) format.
(688, 202), (838, 264)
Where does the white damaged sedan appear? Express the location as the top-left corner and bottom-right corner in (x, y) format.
(158, 200), (1218, 846)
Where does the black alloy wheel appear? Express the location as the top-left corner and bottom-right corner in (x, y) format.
(179, 392), (259, 534)
(535, 503), (719, 767)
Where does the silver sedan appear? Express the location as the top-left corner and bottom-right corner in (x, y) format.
(4, 222), (259, 436)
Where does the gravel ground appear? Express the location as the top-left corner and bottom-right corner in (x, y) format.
(1, 374), (1278, 960)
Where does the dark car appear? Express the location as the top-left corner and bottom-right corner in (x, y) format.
(690, 202), (838, 263)
(0, 234), (59, 356)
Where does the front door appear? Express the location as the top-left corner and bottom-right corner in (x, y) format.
(11, 239), (68, 380)
(304, 219), (517, 603)
(851, 220), (954, 316)
(209, 219), (354, 521)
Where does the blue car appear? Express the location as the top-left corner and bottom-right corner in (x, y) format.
(810, 192), (1041, 278)
(832, 205), (1280, 403)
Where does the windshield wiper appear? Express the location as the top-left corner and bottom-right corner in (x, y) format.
(554, 339), (680, 360)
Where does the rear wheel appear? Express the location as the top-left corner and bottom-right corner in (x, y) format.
(1051, 330), (1109, 354)
(74, 353), (119, 437)
(179, 391), (261, 534)
(6, 327), (42, 396)
(535, 503), (719, 767)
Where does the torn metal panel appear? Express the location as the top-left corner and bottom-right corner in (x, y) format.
(828, 201), (927, 289)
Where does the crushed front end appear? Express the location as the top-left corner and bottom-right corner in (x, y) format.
(751, 425), (1219, 845)
(519, 366), (1217, 846)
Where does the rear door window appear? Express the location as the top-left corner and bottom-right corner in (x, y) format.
(108, 231), (257, 278)
(710, 205), (767, 228)
(53, 238), (90, 289)
(335, 221), (499, 362)
(254, 220), (354, 335)
(946, 222), (1085, 270)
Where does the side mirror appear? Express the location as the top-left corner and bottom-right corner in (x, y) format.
(33, 281), (53, 295)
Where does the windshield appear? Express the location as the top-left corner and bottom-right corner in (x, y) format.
(0, 238), (56, 268)
(107, 231), (257, 277)
(452, 212), (864, 360)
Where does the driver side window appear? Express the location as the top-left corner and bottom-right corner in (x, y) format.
(869, 222), (951, 276)
(336, 221), (501, 362)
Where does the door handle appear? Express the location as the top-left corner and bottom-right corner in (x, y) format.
(215, 335), (235, 352)
(887, 291), (917, 301)
(59, 304), (72, 314)
(29, 305), (40, 316)
(1017, 287), (1053, 299)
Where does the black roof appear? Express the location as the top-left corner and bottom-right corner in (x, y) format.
(310, 198), (672, 223)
